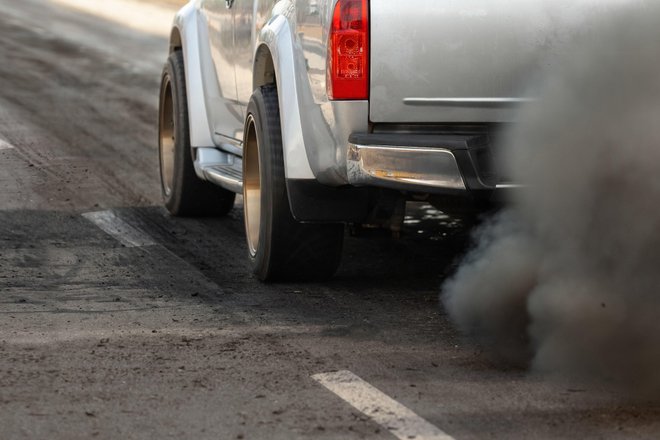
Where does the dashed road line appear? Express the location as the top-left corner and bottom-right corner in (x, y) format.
(313, 370), (454, 440)
(80, 209), (257, 322)
(82, 210), (156, 247)
(0, 138), (16, 150)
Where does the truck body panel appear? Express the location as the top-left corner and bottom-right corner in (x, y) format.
(369, 0), (642, 123)
(171, 0), (643, 194)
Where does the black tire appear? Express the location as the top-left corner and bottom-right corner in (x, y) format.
(243, 85), (344, 282)
(158, 50), (235, 216)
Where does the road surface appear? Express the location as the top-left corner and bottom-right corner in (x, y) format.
(0, 0), (659, 439)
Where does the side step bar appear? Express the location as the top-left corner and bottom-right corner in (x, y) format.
(194, 147), (243, 193)
(204, 163), (243, 193)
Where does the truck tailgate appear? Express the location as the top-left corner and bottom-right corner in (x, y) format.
(369, 0), (639, 123)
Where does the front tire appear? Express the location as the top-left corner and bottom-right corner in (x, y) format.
(243, 86), (344, 282)
(158, 50), (235, 216)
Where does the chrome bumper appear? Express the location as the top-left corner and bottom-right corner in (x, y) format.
(345, 132), (509, 193)
(347, 143), (466, 191)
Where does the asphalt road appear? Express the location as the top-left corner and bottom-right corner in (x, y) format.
(1, 1), (659, 439)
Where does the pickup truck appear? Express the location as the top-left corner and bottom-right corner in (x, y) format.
(158, 0), (636, 281)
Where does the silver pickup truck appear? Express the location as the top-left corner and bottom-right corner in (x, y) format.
(158, 0), (637, 281)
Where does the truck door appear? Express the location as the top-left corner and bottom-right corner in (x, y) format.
(200, 0), (244, 144)
(232, 0), (256, 112)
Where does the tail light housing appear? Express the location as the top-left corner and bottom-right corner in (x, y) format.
(327, 0), (369, 100)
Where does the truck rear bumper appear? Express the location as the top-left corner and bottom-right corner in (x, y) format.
(347, 132), (510, 194)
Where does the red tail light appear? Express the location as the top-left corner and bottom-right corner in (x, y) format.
(327, 0), (369, 100)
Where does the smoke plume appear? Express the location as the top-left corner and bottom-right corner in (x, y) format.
(442, 3), (660, 396)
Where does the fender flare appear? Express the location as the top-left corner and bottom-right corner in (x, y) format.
(256, 12), (315, 180)
(171, 3), (215, 149)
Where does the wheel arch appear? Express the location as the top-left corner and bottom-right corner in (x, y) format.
(169, 27), (182, 53)
(253, 45), (276, 90)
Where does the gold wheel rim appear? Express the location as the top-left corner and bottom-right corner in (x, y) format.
(243, 115), (261, 256)
(159, 77), (175, 197)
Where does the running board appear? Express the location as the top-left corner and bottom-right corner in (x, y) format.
(204, 163), (243, 193)
(195, 147), (243, 193)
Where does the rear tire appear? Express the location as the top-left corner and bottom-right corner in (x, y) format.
(243, 85), (344, 282)
(158, 50), (235, 216)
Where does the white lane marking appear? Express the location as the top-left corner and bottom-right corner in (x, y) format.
(82, 210), (156, 248)
(0, 139), (15, 150)
(313, 370), (454, 440)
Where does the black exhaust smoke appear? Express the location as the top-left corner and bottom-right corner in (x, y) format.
(442, 3), (660, 397)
